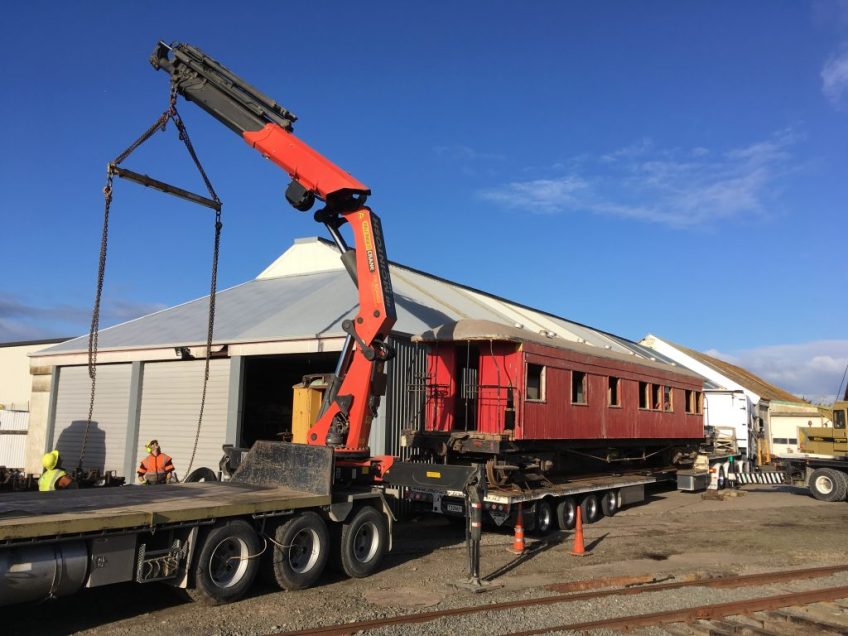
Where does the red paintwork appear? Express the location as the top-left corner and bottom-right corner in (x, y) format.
(424, 340), (703, 442)
(241, 122), (394, 456)
(425, 346), (456, 431)
(306, 207), (396, 451)
(243, 124), (369, 199)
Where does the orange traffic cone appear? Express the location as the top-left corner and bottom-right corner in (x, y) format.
(510, 503), (526, 554)
(570, 504), (586, 557)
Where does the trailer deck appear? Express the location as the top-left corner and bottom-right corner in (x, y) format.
(0, 441), (336, 544)
(0, 482), (330, 543)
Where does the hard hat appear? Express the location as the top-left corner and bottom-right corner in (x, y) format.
(42, 450), (60, 470)
(145, 439), (159, 453)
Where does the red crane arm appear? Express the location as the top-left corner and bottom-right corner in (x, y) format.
(152, 42), (397, 457)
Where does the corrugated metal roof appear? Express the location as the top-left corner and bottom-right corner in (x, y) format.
(662, 340), (803, 404)
(34, 238), (680, 370)
(413, 319), (703, 380)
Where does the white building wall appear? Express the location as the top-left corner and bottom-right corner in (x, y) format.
(0, 410), (29, 468)
(51, 364), (133, 474)
(769, 402), (827, 458)
(136, 359), (230, 480)
(0, 342), (55, 411)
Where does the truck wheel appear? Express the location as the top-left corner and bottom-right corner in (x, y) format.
(532, 499), (554, 535)
(580, 494), (601, 524)
(263, 512), (329, 590)
(600, 490), (619, 517)
(809, 468), (848, 502)
(339, 506), (388, 578)
(186, 520), (260, 605)
(555, 497), (576, 530)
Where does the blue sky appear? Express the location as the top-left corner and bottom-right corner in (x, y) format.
(1, 2), (846, 401)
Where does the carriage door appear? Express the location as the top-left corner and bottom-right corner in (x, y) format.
(454, 344), (479, 431)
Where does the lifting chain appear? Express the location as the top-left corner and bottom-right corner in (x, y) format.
(80, 83), (223, 473)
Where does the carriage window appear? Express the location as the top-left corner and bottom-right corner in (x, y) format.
(571, 371), (587, 404)
(685, 390), (703, 414)
(663, 386), (673, 411)
(639, 382), (649, 409)
(526, 364), (545, 401)
(651, 383), (661, 410)
(608, 376), (620, 407)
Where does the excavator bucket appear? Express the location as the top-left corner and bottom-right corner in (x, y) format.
(231, 440), (333, 496)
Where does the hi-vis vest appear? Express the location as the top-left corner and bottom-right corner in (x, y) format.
(38, 468), (67, 491)
(138, 452), (174, 483)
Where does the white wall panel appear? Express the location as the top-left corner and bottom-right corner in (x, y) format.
(137, 359), (230, 480)
(52, 364), (132, 473)
(0, 410), (29, 468)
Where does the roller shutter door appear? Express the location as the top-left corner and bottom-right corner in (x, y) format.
(52, 364), (132, 473)
(137, 359), (230, 479)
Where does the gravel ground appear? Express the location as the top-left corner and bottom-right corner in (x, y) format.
(7, 483), (848, 636)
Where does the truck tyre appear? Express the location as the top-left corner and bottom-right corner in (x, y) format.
(339, 506), (388, 578)
(809, 468), (848, 502)
(186, 519), (261, 605)
(600, 490), (619, 517)
(263, 512), (329, 591)
(580, 494), (601, 524)
(532, 499), (554, 535)
(834, 470), (848, 501)
(555, 497), (576, 530)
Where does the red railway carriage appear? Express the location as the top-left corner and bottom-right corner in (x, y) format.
(404, 320), (705, 473)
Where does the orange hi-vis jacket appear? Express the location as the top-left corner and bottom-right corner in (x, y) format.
(137, 452), (175, 484)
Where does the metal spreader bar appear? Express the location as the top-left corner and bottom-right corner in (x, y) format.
(110, 165), (222, 211)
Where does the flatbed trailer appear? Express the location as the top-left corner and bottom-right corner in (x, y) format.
(406, 471), (669, 533)
(0, 442), (398, 607)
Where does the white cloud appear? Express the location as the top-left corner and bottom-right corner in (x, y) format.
(478, 130), (798, 228)
(0, 293), (165, 342)
(708, 340), (848, 404)
(822, 48), (848, 107)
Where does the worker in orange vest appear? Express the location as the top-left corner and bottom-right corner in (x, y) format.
(137, 440), (176, 485)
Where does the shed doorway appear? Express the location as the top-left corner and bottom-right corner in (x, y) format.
(240, 353), (338, 448)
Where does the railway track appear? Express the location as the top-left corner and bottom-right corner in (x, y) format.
(277, 564), (848, 635)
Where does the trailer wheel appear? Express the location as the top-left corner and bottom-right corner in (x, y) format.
(555, 497), (576, 530)
(600, 490), (619, 517)
(809, 468), (848, 502)
(262, 512), (329, 591)
(580, 494), (601, 524)
(532, 499), (554, 535)
(186, 520), (261, 605)
(339, 506), (388, 578)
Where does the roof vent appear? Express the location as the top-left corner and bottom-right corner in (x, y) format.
(514, 322), (524, 329)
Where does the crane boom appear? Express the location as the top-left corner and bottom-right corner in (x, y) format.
(151, 42), (396, 461)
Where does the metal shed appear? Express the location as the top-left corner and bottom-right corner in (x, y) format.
(27, 237), (683, 477)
